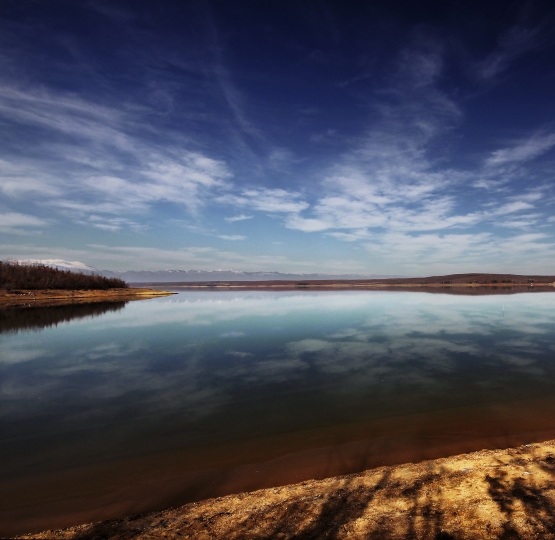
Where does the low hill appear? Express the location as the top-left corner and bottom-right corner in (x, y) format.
(0, 261), (127, 290)
(362, 272), (555, 285)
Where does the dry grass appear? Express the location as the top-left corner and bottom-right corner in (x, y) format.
(0, 288), (175, 307)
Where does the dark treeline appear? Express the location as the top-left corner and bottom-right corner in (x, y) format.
(0, 302), (127, 334)
(0, 261), (127, 290)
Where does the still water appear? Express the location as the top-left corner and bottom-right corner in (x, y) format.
(2, 290), (555, 535)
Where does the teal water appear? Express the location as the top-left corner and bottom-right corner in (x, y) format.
(2, 290), (555, 534)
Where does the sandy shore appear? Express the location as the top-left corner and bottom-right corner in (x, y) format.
(0, 288), (175, 307)
(17, 440), (555, 540)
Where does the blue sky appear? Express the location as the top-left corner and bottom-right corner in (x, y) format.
(1, 0), (555, 274)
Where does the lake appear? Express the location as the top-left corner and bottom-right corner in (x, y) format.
(2, 289), (555, 536)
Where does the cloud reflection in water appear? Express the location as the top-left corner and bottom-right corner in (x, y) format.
(2, 291), (555, 470)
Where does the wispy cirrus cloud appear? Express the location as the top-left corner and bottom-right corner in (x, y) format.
(0, 212), (48, 234)
(218, 234), (246, 241)
(0, 160), (62, 197)
(0, 241), (369, 273)
(248, 46), (540, 236)
(218, 46), (467, 234)
(228, 37), (555, 247)
(218, 188), (309, 214)
(0, 84), (234, 225)
(0, 85), (132, 150)
(76, 153), (232, 214)
(224, 214), (253, 223)
(476, 24), (547, 81)
(360, 231), (555, 275)
(79, 215), (146, 232)
(485, 132), (555, 167)
(2, 2), (555, 274)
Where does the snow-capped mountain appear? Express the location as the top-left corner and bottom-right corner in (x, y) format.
(15, 259), (100, 273)
(117, 270), (397, 282)
(13, 260), (398, 282)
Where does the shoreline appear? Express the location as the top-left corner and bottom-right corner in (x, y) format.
(134, 273), (555, 292)
(18, 439), (555, 539)
(158, 282), (555, 291)
(0, 288), (175, 307)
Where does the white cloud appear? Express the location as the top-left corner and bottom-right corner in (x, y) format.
(203, 43), (555, 264)
(77, 153), (232, 214)
(507, 189), (547, 203)
(486, 133), (555, 167)
(0, 212), (48, 234)
(219, 188), (309, 214)
(0, 160), (61, 197)
(218, 235), (246, 241)
(359, 231), (555, 274)
(217, 46), (470, 238)
(1, 28), (555, 275)
(0, 84), (234, 227)
(266, 42), (555, 246)
(0, 241), (372, 273)
(492, 201), (535, 215)
(0, 212), (46, 227)
(285, 215), (330, 232)
(82, 215), (146, 232)
(267, 46), (478, 237)
(283, 163), (543, 236)
(0, 85), (132, 149)
(495, 216), (541, 229)
(472, 178), (507, 191)
(224, 214), (253, 223)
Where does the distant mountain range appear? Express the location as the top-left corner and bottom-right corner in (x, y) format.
(107, 269), (401, 283)
(15, 259), (399, 282)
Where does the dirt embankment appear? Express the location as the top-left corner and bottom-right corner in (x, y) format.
(20, 440), (555, 540)
(0, 288), (175, 307)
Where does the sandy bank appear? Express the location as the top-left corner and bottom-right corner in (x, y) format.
(19, 440), (555, 539)
(0, 288), (175, 307)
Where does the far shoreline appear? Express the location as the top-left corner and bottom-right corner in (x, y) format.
(134, 272), (555, 294)
(3, 273), (554, 306)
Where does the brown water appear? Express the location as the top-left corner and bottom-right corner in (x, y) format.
(2, 290), (555, 535)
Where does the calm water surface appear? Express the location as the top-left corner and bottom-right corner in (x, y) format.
(2, 290), (555, 535)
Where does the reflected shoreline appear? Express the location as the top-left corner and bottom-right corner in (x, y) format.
(0, 302), (127, 334)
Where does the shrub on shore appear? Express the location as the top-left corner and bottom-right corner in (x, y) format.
(0, 261), (128, 290)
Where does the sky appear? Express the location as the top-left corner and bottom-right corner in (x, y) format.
(1, 0), (555, 275)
